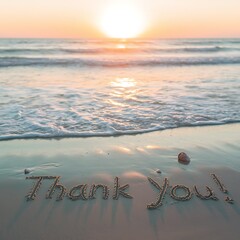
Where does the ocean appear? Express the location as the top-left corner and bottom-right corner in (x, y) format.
(0, 38), (240, 140)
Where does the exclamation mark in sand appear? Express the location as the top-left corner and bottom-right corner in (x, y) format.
(211, 173), (234, 204)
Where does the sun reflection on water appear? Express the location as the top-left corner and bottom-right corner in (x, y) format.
(110, 77), (136, 88)
(108, 77), (139, 107)
(116, 43), (126, 49)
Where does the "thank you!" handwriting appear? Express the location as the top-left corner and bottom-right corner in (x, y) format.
(25, 173), (234, 209)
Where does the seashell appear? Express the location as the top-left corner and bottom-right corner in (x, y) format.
(178, 152), (190, 165)
(156, 169), (162, 174)
(24, 168), (31, 174)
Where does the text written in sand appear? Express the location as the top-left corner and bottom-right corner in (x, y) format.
(25, 173), (234, 209)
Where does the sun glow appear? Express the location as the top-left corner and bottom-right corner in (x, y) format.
(110, 78), (136, 88)
(100, 4), (145, 39)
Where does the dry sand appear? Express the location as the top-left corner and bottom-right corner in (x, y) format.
(0, 124), (240, 240)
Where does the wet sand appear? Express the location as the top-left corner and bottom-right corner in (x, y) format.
(0, 124), (240, 240)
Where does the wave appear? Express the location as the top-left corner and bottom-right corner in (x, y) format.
(179, 46), (238, 53)
(3, 38), (240, 45)
(0, 120), (239, 141)
(1, 56), (240, 68)
(172, 39), (240, 46)
(0, 46), (239, 55)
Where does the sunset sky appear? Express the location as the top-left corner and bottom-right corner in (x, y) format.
(0, 0), (240, 38)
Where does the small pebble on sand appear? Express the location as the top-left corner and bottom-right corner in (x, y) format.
(24, 169), (31, 174)
(178, 152), (190, 165)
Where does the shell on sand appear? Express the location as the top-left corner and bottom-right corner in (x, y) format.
(178, 152), (190, 165)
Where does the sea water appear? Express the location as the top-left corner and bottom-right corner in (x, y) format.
(0, 38), (240, 140)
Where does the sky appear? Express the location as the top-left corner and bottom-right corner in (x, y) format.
(0, 0), (240, 38)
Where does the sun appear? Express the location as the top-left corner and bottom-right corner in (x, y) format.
(100, 4), (145, 39)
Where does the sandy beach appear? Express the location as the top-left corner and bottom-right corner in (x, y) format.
(1, 0), (240, 238)
(0, 123), (240, 240)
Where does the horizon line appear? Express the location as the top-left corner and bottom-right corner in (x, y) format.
(0, 37), (240, 40)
